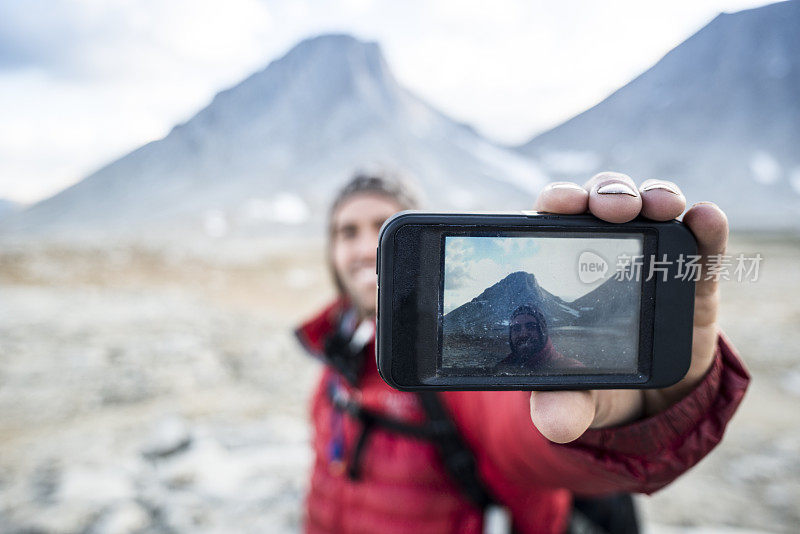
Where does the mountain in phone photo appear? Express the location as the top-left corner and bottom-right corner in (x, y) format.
(444, 271), (576, 336)
(443, 270), (637, 335)
(517, 1), (800, 230)
(570, 275), (639, 326)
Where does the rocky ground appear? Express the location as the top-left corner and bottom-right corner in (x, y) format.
(0, 234), (797, 533)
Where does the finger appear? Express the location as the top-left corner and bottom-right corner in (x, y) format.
(534, 182), (589, 214)
(639, 179), (686, 221)
(683, 202), (727, 380)
(646, 202), (728, 404)
(682, 202), (729, 300)
(584, 172), (642, 223)
(529, 390), (596, 443)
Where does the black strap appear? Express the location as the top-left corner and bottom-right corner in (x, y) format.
(347, 415), (374, 480)
(330, 387), (437, 440)
(416, 392), (496, 510)
(320, 311), (496, 511)
(569, 494), (639, 534)
(343, 403), (440, 480)
(328, 386), (495, 510)
(329, 386), (436, 480)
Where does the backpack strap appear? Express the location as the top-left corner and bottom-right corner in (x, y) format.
(318, 310), (497, 511)
(326, 384), (495, 510)
(416, 391), (496, 510)
(569, 494), (640, 534)
(327, 380), (437, 479)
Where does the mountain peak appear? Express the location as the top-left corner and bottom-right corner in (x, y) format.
(473, 271), (542, 304)
(282, 33), (395, 96)
(279, 33), (387, 76)
(189, 32), (399, 134)
(290, 33), (381, 58)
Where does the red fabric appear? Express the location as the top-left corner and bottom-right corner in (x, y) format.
(296, 301), (750, 534)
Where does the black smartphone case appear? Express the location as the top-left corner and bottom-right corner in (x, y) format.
(376, 211), (697, 391)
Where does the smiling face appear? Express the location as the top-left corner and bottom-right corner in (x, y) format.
(330, 193), (403, 319)
(509, 313), (547, 358)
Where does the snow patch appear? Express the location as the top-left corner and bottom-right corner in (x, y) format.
(470, 139), (548, 194)
(557, 302), (581, 317)
(540, 150), (601, 176)
(749, 151), (781, 185)
(271, 193), (310, 224)
(241, 193), (310, 225)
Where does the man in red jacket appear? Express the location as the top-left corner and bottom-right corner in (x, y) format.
(495, 304), (582, 372)
(295, 172), (750, 533)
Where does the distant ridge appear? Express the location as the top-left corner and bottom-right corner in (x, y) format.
(517, 1), (800, 230)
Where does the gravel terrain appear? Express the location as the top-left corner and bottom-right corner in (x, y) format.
(0, 234), (797, 533)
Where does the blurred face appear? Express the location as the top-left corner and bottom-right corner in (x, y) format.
(509, 313), (546, 358)
(330, 193), (403, 319)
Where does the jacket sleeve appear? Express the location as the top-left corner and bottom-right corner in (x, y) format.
(447, 331), (750, 496)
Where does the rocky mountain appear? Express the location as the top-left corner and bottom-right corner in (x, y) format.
(0, 199), (19, 221)
(570, 275), (639, 326)
(443, 270), (638, 338)
(1, 34), (546, 239)
(444, 271), (575, 337)
(517, 1), (800, 230)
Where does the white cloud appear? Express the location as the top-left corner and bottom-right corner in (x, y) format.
(0, 0), (775, 203)
(0, 0), (277, 203)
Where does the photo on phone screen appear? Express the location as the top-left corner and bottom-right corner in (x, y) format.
(441, 233), (644, 375)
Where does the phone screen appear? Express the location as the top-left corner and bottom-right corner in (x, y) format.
(441, 233), (644, 375)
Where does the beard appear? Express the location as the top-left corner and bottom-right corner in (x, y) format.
(510, 335), (546, 360)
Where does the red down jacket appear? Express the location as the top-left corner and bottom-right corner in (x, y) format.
(295, 299), (750, 534)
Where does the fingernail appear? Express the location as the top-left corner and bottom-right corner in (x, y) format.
(641, 183), (680, 195)
(546, 182), (585, 192)
(596, 182), (638, 196)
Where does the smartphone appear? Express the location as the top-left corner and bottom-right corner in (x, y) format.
(376, 211), (697, 390)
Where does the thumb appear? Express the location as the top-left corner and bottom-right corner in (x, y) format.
(529, 390), (596, 443)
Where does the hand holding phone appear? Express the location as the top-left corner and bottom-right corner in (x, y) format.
(378, 173), (729, 443)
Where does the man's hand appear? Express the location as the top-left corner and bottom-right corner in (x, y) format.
(528, 172), (728, 444)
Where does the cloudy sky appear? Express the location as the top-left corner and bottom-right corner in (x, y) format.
(0, 0), (773, 204)
(443, 235), (643, 313)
